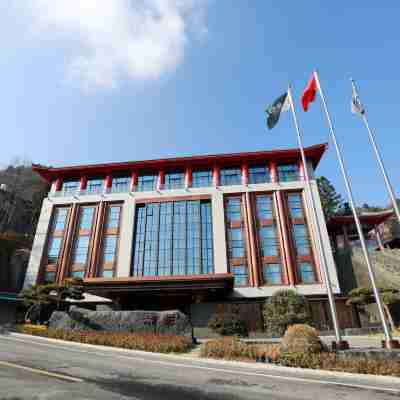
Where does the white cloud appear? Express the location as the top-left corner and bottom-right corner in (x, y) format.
(24, 0), (208, 89)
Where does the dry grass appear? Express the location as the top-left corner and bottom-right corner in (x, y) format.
(17, 325), (192, 354)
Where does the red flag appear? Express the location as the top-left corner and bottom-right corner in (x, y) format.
(302, 75), (318, 111)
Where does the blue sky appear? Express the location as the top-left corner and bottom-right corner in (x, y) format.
(1, 2), (399, 207)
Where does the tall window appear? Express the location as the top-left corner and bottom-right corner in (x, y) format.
(220, 167), (242, 186)
(225, 196), (248, 286)
(255, 195), (283, 285)
(86, 178), (104, 194)
(287, 192), (316, 283)
(192, 169), (212, 188)
(98, 204), (122, 278)
(111, 177), (130, 193)
(137, 174), (157, 192)
(132, 200), (214, 276)
(61, 180), (79, 195)
(164, 171), (185, 190)
(44, 207), (70, 282)
(248, 166), (270, 184)
(277, 164), (299, 182)
(70, 205), (97, 278)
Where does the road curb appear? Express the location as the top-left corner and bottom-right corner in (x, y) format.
(6, 331), (400, 387)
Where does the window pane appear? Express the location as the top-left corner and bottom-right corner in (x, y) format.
(220, 168), (242, 186)
(111, 177), (130, 192)
(48, 237), (62, 263)
(226, 198), (241, 222)
(288, 193), (304, 218)
(137, 174), (157, 192)
(249, 166), (270, 184)
(256, 195), (273, 219)
(231, 265), (248, 286)
(278, 164), (299, 182)
(61, 180), (79, 193)
(102, 270), (114, 278)
(71, 270), (85, 278)
(44, 271), (56, 283)
(259, 226), (278, 256)
(263, 263), (282, 284)
(86, 178), (104, 193)
(299, 262), (316, 283)
(106, 206), (121, 229)
(164, 171), (184, 190)
(80, 207), (95, 230)
(192, 169), (212, 188)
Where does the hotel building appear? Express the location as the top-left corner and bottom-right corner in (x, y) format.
(24, 143), (358, 334)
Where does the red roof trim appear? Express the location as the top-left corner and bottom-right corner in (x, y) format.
(33, 143), (327, 182)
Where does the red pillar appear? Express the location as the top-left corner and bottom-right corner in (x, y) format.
(131, 171), (138, 192)
(104, 174), (112, 192)
(79, 176), (87, 191)
(55, 177), (62, 192)
(242, 163), (249, 186)
(213, 165), (220, 187)
(299, 159), (305, 181)
(185, 167), (192, 188)
(157, 170), (165, 191)
(269, 161), (278, 183)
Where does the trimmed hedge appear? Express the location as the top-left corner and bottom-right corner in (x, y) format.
(17, 325), (192, 354)
(281, 324), (324, 354)
(208, 312), (248, 337)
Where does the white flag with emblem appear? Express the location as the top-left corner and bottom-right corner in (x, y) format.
(351, 80), (365, 115)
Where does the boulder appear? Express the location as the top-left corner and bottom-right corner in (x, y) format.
(49, 306), (193, 338)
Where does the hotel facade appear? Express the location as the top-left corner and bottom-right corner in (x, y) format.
(24, 143), (358, 334)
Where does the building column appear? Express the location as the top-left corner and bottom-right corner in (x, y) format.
(298, 159), (305, 181)
(242, 163), (249, 186)
(131, 171), (138, 192)
(213, 165), (220, 187)
(185, 167), (192, 189)
(269, 161), (278, 183)
(157, 170), (165, 191)
(55, 177), (62, 192)
(104, 175), (112, 193)
(275, 191), (296, 285)
(79, 176), (87, 191)
(244, 192), (259, 286)
(374, 226), (385, 251)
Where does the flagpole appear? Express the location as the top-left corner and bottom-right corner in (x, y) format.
(351, 79), (400, 226)
(313, 70), (395, 348)
(287, 86), (345, 348)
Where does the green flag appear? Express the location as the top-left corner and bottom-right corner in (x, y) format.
(265, 92), (290, 129)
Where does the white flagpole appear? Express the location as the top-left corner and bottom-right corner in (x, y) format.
(287, 86), (344, 347)
(313, 70), (394, 347)
(351, 79), (400, 226)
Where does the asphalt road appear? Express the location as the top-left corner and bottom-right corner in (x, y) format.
(0, 333), (399, 400)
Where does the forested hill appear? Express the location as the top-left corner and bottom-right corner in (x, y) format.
(0, 165), (49, 237)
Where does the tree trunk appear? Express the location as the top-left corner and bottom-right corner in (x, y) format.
(383, 303), (396, 332)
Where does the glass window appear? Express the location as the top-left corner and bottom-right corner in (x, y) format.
(54, 208), (68, 231)
(256, 195), (273, 219)
(137, 174), (157, 192)
(263, 263), (283, 284)
(101, 270), (114, 278)
(259, 226), (279, 256)
(299, 262), (316, 283)
(132, 200), (214, 276)
(72, 236), (90, 264)
(228, 228), (245, 258)
(192, 169), (212, 188)
(106, 206), (121, 229)
(278, 164), (299, 182)
(249, 166), (270, 184)
(111, 177), (130, 193)
(61, 180), (79, 194)
(220, 167), (242, 186)
(288, 193), (304, 218)
(71, 270), (85, 279)
(231, 265), (248, 286)
(48, 237), (62, 264)
(44, 271), (56, 283)
(164, 171), (184, 190)
(226, 197), (241, 222)
(293, 224), (311, 255)
(86, 178), (104, 194)
(80, 207), (95, 230)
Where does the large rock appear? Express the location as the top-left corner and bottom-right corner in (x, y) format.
(49, 306), (193, 338)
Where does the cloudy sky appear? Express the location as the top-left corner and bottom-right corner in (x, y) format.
(1, 1), (400, 206)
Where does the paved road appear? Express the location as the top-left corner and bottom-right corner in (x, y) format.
(0, 333), (399, 400)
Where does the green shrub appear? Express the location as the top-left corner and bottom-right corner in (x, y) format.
(281, 324), (323, 354)
(208, 312), (248, 337)
(17, 326), (192, 354)
(200, 337), (281, 362)
(263, 290), (312, 337)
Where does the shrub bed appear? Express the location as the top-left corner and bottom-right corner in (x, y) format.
(17, 325), (192, 354)
(200, 337), (280, 362)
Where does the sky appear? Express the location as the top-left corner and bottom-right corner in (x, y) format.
(1, 1), (399, 207)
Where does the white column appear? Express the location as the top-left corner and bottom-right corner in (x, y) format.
(23, 199), (53, 289)
(116, 198), (136, 277)
(211, 191), (228, 274)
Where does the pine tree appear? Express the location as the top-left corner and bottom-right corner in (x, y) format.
(317, 176), (343, 219)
